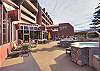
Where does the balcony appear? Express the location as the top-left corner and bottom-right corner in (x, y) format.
(21, 13), (35, 24)
(20, 5), (36, 20)
(20, 19), (31, 24)
(25, 0), (38, 12)
(42, 22), (46, 26)
(42, 16), (50, 25)
(42, 10), (53, 25)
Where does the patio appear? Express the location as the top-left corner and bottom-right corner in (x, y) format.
(0, 41), (96, 71)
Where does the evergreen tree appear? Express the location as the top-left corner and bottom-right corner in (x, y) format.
(91, 3), (100, 32)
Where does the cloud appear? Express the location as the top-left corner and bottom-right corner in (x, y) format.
(38, 0), (99, 31)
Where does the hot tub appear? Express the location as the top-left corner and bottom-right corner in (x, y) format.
(70, 42), (100, 66)
(71, 42), (99, 48)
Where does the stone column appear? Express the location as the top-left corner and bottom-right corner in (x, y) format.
(99, 34), (100, 56)
(96, 32), (100, 56)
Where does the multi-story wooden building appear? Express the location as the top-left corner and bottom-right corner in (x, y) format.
(13, 0), (39, 42)
(0, 0), (53, 65)
(0, 0), (19, 66)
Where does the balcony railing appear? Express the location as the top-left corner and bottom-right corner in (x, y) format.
(42, 10), (53, 25)
(42, 22), (46, 26)
(26, 0), (38, 12)
(42, 16), (50, 25)
(20, 5), (36, 20)
(21, 13), (35, 24)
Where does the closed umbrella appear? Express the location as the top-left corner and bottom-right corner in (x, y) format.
(48, 32), (51, 40)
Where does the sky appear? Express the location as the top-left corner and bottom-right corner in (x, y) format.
(38, 0), (99, 31)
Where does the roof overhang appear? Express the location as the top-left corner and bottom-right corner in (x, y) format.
(1, 0), (19, 9)
(12, 20), (29, 24)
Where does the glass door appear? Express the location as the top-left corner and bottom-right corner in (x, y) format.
(24, 26), (29, 42)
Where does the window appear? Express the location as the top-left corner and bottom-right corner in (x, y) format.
(3, 17), (7, 44)
(0, 5), (15, 45)
(0, 10), (2, 45)
(30, 31), (34, 39)
(24, 35), (29, 42)
(2, 13), (12, 44)
(13, 25), (16, 41)
(18, 30), (23, 40)
(24, 26), (28, 30)
(30, 27), (33, 31)
(8, 19), (11, 42)
(34, 27), (38, 30)
(20, 26), (23, 30)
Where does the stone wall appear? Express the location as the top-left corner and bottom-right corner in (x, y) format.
(0, 41), (17, 67)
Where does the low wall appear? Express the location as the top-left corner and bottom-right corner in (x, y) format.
(93, 55), (100, 71)
(80, 38), (98, 42)
(0, 41), (17, 66)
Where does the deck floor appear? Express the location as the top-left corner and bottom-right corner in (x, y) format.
(0, 41), (96, 71)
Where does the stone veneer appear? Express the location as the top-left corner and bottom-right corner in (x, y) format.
(93, 55), (100, 71)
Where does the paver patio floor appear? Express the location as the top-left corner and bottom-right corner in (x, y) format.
(0, 41), (96, 71)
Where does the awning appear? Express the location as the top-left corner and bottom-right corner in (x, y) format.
(12, 20), (30, 24)
(2, 0), (19, 8)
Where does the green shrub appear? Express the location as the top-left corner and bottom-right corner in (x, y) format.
(22, 44), (29, 50)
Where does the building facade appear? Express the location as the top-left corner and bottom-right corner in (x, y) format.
(0, 0), (53, 65)
(47, 23), (74, 40)
(15, 0), (39, 42)
(0, 0), (19, 66)
(58, 23), (74, 38)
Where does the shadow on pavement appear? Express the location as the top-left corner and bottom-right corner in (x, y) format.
(31, 45), (65, 53)
(50, 53), (96, 71)
(0, 53), (41, 71)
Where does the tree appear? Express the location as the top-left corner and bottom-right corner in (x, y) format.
(91, 3), (100, 32)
